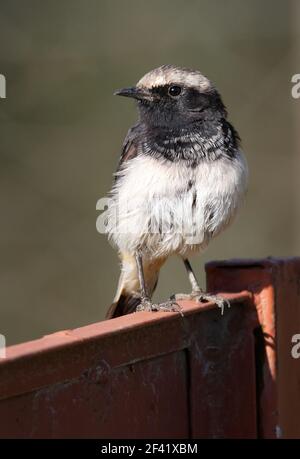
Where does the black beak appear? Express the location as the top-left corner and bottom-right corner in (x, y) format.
(114, 86), (154, 102)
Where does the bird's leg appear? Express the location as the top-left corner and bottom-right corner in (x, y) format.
(184, 258), (202, 294)
(135, 249), (151, 306)
(171, 258), (230, 315)
(135, 250), (182, 315)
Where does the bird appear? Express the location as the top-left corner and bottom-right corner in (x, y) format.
(104, 65), (248, 319)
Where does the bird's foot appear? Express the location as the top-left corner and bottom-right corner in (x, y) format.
(136, 298), (183, 316)
(171, 290), (230, 315)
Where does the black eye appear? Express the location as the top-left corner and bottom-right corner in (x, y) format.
(168, 85), (182, 97)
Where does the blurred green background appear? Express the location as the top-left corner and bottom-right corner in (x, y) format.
(0, 0), (299, 345)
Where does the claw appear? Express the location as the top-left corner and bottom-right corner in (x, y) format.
(198, 293), (230, 315)
(136, 299), (183, 316)
(154, 300), (184, 317)
(136, 299), (153, 313)
(172, 291), (230, 315)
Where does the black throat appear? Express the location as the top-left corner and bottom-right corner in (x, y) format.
(141, 118), (240, 168)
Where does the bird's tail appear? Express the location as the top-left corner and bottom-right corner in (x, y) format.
(105, 253), (166, 319)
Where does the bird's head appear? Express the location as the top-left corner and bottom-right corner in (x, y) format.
(114, 65), (227, 128)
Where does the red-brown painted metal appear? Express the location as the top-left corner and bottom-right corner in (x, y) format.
(0, 258), (299, 439)
(0, 292), (254, 439)
(206, 257), (300, 439)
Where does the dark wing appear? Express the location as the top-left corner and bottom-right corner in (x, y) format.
(110, 123), (143, 186)
(221, 120), (241, 158)
(115, 123), (143, 175)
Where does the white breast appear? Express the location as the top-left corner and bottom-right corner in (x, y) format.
(106, 154), (248, 258)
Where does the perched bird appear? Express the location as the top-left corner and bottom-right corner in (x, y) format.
(105, 65), (248, 319)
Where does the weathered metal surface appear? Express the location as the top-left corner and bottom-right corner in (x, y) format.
(1, 257), (299, 439)
(271, 259), (300, 439)
(188, 304), (258, 438)
(206, 257), (300, 439)
(0, 292), (254, 439)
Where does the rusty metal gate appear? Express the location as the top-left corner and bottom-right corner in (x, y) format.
(0, 258), (299, 438)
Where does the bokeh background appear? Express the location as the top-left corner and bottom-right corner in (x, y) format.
(0, 0), (299, 345)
